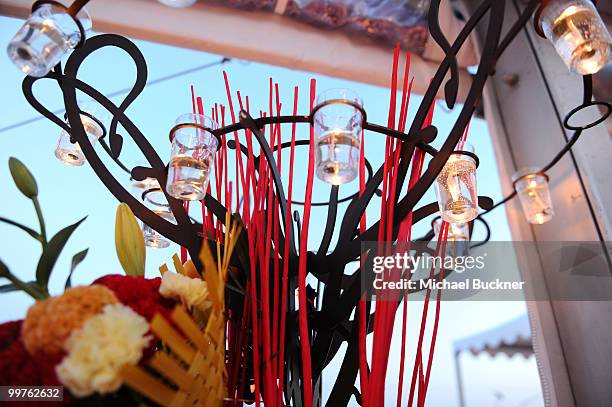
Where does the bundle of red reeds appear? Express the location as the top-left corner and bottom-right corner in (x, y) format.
(178, 50), (469, 404)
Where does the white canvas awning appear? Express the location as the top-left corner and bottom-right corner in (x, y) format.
(454, 315), (533, 358)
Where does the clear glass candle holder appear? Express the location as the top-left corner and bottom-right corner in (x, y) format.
(512, 167), (554, 225)
(539, 0), (612, 75)
(142, 189), (174, 249)
(131, 161), (160, 193)
(433, 218), (470, 242)
(55, 106), (107, 166)
(313, 88), (363, 185)
(132, 177), (160, 193)
(433, 218), (470, 258)
(7, 4), (91, 77)
(434, 143), (479, 223)
(166, 113), (218, 201)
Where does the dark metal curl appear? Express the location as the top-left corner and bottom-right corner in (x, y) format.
(563, 100), (611, 131)
(18, 0), (607, 405)
(481, 75), (600, 217)
(23, 34), (207, 268)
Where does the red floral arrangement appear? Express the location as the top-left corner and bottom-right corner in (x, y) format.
(94, 275), (176, 322)
(0, 276), (180, 404)
(0, 159), (218, 405)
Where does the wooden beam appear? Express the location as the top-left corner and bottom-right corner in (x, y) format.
(0, 0), (474, 100)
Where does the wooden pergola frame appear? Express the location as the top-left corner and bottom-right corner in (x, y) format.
(0, 0), (476, 100)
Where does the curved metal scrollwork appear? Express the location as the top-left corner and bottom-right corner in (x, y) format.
(17, 0), (612, 405)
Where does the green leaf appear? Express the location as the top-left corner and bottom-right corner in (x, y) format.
(0, 283), (18, 293)
(65, 248), (89, 289)
(32, 197), (47, 246)
(0, 281), (38, 294)
(0, 259), (47, 300)
(0, 216), (43, 242)
(8, 157), (38, 199)
(36, 217), (86, 289)
(115, 203), (145, 276)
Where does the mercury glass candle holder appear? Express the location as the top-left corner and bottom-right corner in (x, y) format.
(434, 143), (479, 223)
(539, 0), (612, 75)
(166, 113), (218, 201)
(55, 106), (107, 166)
(142, 188), (174, 248)
(512, 167), (554, 225)
(313, 88), (363, 185)
(7, 4), (91, 77)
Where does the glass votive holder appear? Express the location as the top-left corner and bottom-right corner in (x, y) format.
(433, 218), (470, 258)
(166, 113), (219, 201)
(538, 0), (612, 75)
(7, 4), (91, 77)
(313, 88), (363, 185)
(132, 177), (160, 193)
(55, 108), (107, 166)
(433, 218), (470, 241)
(512, 167), (554, 225)
(434, 143), (479, 223)
(142, 188), (174, 249)
(131, 161), (160, 193)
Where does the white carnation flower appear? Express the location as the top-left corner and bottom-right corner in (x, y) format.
(56, 304), (150, 397)
(159, 272), (210, 311)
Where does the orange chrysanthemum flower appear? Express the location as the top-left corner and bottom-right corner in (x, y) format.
(21, 285), (119, 355)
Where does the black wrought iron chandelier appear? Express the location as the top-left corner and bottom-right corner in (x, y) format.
(4, 0), (612, 405)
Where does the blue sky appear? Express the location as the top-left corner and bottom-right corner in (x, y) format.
(0, 15), (541, 407)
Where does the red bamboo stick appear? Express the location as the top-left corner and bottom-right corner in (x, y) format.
(236, 91), (255, 219)
(406, 97), (437, 407)
(368, 43), (401, 406)
(222, 71), (246, 214)
(419, 224), (449, 406)
(248, 209), (262, 407)
(259, 79), (277, 406)
(407, 221), (447, 407)
(394, 55), (415, 406)
(297, 79), (316, 407)
(278, 85), (298, 407)
(357, 128), (369, 405)
(271, 83), (282, 383)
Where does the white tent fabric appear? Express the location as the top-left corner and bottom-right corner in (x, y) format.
(454, 314), (533, 358)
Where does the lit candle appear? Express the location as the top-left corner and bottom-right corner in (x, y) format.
(313, 89), (363, 185)
(433, 218), (470, 257)
(7, 4), (91, 77)
(55, 105), (107, 167)
(132, 177), (160, 192)
(166, 114), (218, 201)
(539, 0), (612, 75)
(142, 188), (174, 249)
(434, 143), (479, 223)
(433, 218), (470, 241)
(512, 167), (554, 225)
